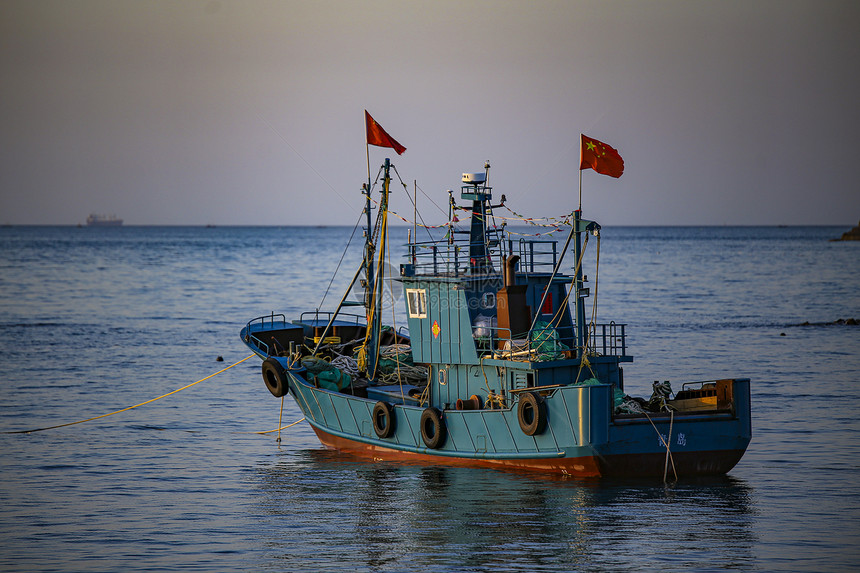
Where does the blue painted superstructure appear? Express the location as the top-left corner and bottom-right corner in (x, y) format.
(241, 158), (751, 478)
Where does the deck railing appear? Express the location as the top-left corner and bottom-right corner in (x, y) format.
(587, 322), (627, 356)
(297, 310), (365, 326)
(512, 239), (558, 273)
(405, 231), (563, 277)
(243, 312), (288, 355)
(477, 321), (627, 360)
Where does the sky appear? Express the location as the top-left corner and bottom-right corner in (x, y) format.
(1, 0), (859, 227)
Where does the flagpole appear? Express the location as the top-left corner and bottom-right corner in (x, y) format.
(579, 167), (583, 212)
(578, 134), (583, 212)
(364, 142), (373, 312)
(366, 143), (371, 190)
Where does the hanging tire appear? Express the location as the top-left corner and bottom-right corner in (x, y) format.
(517, 391), (547, 436)
(372, 401), (396, 438)
(420, 407), (446, 449)
(262, 358), (289, 398)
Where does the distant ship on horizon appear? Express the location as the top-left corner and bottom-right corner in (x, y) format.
(86, 213), (123, 227)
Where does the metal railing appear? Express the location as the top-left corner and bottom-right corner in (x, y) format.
(244, 312), (288, 356)
(298, 310), (365, 326)
(587, 322), (627, 356)
(406, 231), (564, 277)
(512, 238), (558, 273)
(475, 321), (627, 360)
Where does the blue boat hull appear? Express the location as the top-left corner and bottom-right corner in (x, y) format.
(280, 366), (751, 478)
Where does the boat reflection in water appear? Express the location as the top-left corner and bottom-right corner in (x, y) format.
(253, 449), (756, 571)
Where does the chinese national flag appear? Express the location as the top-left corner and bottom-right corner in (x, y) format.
(365, 111), (406, 155)
(580, 134), (624, 178)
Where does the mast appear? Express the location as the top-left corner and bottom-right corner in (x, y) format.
(572, 209), (587, 357)
(361, 158), (391, 379)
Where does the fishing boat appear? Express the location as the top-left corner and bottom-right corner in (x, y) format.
(240, 137), (751, 479)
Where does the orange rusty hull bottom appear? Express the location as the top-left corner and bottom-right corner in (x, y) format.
(310, 426), (747, 479)
(311, 426), (604, 477)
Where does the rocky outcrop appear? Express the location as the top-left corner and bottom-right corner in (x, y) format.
(832, 220), (860, 241)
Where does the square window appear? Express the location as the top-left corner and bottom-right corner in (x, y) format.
(406, 289), (427, 318)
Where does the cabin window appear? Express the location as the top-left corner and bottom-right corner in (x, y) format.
(406, 288), (427, 318)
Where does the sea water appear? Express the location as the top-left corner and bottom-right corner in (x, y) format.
(0, 224), (858, 572)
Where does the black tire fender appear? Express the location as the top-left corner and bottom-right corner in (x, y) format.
(372, 401), (396, 438)
(517, 391), (547, 436)
(420, 407), (446, 449)
(262, 357), (289, 398)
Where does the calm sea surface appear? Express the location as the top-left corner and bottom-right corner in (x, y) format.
(1, 224), (858, 572)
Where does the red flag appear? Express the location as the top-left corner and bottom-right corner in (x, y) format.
(365, 111), (406, 155)
(580, 134), (624, 178)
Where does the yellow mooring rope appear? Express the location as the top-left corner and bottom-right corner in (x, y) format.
(4, 354), (257, 434)
(236, 416), (306, 436)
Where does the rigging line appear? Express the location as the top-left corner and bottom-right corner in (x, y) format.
(664, 410), (676, 483)
(528, 215), (578, 334)
(589, 234), (601, 335)
(546, 234), (591, 369)
(362, 205), (387, 378)
(366, 195), (452, 230)
(367, 193), (568, 236)
(371, 205), (389, 374)
(539, 234), (596, 381)
(254, 112), (356, 212)
(4, 355), (256, 434)
(399, 181), (437, 241)
(384, 227), (405, 395)
(391, 165), (437, 242)
(413, 180), (449, 217)
(310, 261), (366, 357)
(642, 409), (678, 483)
(368, 164), (385, 195)
(370, 193), (384, 245)
(537, 231), (589, 333)
(318, 209), (364, 310)
(500, 205), (574, 226)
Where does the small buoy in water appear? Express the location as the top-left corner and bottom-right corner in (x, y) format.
(780, 333), (786, 336)
(216, 356), (224, 362)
